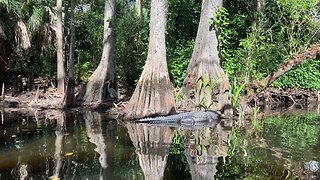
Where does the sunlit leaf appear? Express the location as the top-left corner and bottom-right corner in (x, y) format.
(64, 152), (74, 156)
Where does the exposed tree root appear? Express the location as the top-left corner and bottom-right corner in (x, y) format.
(249, 88), (319, 108)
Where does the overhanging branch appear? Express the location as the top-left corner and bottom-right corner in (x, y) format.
(258, 43), (320, 89)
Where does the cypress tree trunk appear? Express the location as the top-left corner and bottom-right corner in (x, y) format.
(137, 0), (142, 17)
(252, 0), (264, 29)
(183, 0), (231, 113)
(78, 0), (116, 106)
(56, 0), (65, 93)
(125, 0), (176, 118)
(63, 0), (76, 107)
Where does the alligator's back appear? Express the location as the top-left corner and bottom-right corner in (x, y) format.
(137, 111), (221, 129)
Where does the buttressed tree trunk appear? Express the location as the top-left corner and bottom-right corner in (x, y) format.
(56, 0), (65, 93)
(79, 0), (116, 105)
(125, 0), (176, 118)
(183, 0), (231, 113)
(63, 0), (76, 107)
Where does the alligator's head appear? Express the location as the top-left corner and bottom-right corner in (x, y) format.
(206, 110), (222, 118)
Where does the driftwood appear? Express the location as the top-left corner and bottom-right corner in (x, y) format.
(257, 43), (320, 89)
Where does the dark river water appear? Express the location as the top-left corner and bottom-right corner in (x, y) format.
(0, 109), (319, 179)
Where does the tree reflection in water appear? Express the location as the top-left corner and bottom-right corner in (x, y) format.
(183, 119), (232, 179)
(126, 123), (175, 180)
(83, 112), (109, 180)
(127, 118), (233, 180)
(50, 112), (65, 179)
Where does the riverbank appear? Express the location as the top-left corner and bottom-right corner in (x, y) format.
(0, 83), (319, 118)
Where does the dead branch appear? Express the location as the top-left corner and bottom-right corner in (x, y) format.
(1, 83), (4, 100)
(35, 86), (40, 103)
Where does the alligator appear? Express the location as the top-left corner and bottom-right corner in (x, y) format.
(136, 111), (221, 129)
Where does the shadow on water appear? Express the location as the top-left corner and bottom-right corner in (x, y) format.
(0, 108), (319, 179)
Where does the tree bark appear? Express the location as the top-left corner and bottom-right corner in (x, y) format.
(258, 43), (320, 89)
(252, 0), (264, 29)
(137, 0), (142, 17)
(125, 0), (176, 118)
(78, 0), (116, 106)
(63, 0), (76, 108)
(56, 0), (65, 93)
(183, 0), (231, 113)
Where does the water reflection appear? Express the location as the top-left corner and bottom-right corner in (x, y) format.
(0, 110), (141, 179)
(183, 120), (232, 180)
(50, 112), (65, 179)
(126, 123), (175, 180)
(128, 118), (233, 180)
(1, 110), (3, 124)
(83, 112), (109, 180)
(0, 110), (318, 179)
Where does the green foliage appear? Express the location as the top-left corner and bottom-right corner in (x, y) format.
(75, 61), (94, 82)
(195, 77), (217, 110)
(3, 0), (320, 92)
(217, 0), (320, 90)
(0, 0), (21, 14)
(167, 0), (200, 87)
(168, 40), (194, 87)
(277, 0), (318, 14)
(212, 7), (233, 75)
(170, 131), (185, 155)
(8, 0), (57, 80)
(166, 0), (201, 48)
(272, 59), (320, 89)
(114, 0), (149, 86)
(230, 77), (247, 108)
(74, 1), (105, 82)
